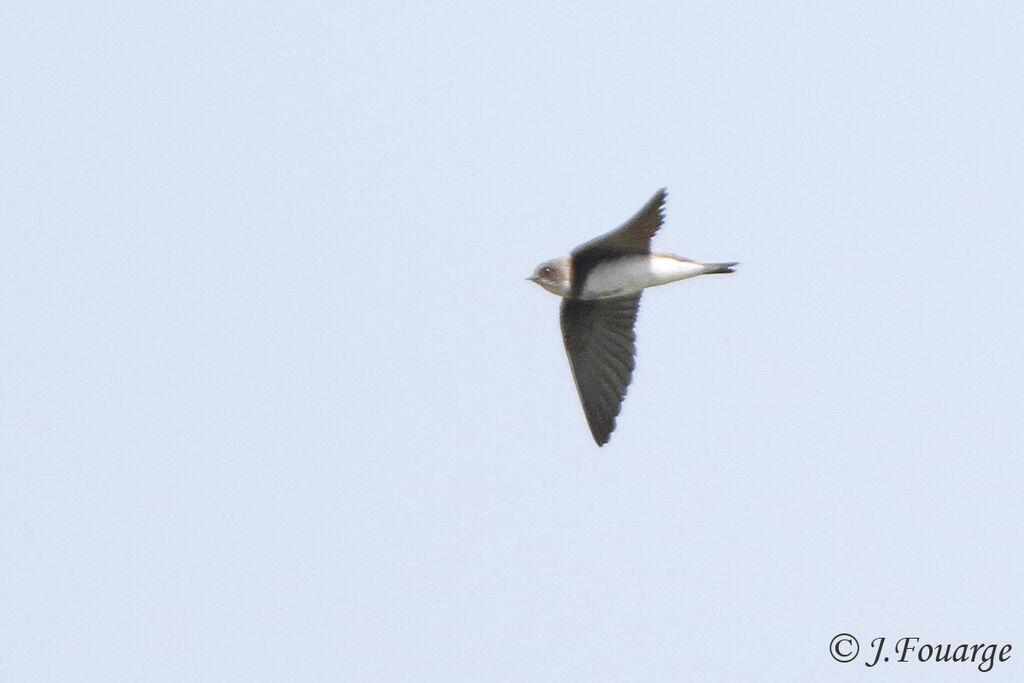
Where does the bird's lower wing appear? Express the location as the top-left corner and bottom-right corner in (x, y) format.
(560, 294), (642, 445)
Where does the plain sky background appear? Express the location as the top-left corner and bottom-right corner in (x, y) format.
(3, 2), (1022, 681)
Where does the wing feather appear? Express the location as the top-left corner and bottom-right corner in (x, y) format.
(571, 188), (666, 259)
(560, 294), (642, 445)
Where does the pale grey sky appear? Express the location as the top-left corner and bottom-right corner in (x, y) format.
(3, 2), (1023, 681)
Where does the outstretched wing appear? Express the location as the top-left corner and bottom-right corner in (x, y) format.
(572, 188), (666, 259)
(560, 294), (642, 445)
(568, 189), (667, 297)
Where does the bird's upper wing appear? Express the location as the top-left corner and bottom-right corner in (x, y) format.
(571, 188), (667, 259)
(560, 294), (642, 446)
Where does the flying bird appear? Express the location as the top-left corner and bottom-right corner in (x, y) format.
(528, 188), (737, 446)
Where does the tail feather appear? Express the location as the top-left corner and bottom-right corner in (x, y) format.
(704, 262), (738, 274)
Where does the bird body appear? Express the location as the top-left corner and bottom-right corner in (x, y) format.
(528, 188), (737, 445)
(579, 254), (732, 299)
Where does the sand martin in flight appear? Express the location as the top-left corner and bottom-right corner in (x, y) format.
(529, 188), (737, 446)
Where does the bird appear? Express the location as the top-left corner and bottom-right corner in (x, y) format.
(528, 188), (737, 446)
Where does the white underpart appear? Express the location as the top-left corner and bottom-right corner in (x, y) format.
(580, 254), (711, 299)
